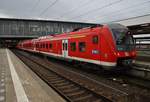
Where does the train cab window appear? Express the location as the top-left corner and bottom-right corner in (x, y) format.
(79, 42), (86, 52)
(70, 42), (76, 51)
(92, 35), (98, 44)
(49, 44), (52, 48)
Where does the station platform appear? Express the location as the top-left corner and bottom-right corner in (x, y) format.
(136, 51), (150, 63)
(135, 55), (150, 66)
(135, 60), (150, 66)
(0, 48), (65, 102)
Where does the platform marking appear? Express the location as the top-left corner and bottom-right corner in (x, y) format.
(6, 49), (29, 102)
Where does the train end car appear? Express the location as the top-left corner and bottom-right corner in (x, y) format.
(107, 23), (136, 67)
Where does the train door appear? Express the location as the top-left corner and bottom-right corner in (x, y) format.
(33, 41), (36, 51)
(62, 39), (68, 57)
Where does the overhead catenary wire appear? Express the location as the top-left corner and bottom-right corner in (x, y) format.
(58, 0), (94, 18)
(68, 0), (123, 20)
(39, 0), (59, 17)
(30, 0), (41, 12)
(97, 2), (150, 23)
(85, 1), (150, 23)
(109, 14), (150, 23)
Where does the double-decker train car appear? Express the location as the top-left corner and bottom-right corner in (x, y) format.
(17, 23), (136, 69)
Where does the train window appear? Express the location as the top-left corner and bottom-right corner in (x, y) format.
(43, 44), (45, 48)
(92, 35), (98, 44)
(49, 44), (52, 48)
(70, 42), (76, 51)
(36, 44), (38, 48)
(79, 42), (86, 52)
(46, 44), (48, 49)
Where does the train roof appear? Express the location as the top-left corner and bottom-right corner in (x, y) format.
(21, 23), (124, 43)
(35, 25), (104, 42)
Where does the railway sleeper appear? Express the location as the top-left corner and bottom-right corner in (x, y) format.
(46, 74), (58, 78)
(51, 79), (66, 83)
(54, 81), (70, 87)
(48, 77), (62, 81)
(40, 71), (53, 76)
(39, 72), (49, 77)
(68, 90), (91, 99)
(72, 94), (93, 102)
(62, 87), (80, 93)
(93, 99), (103, 102)
(74, 97), (103, 102)
(67, 90), (85, 97)
(57, 84), (74, 89)
(48, 77), (63, 81)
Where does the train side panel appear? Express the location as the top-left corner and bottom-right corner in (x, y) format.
(68, 29), (101, 63)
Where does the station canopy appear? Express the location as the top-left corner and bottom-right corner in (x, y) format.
(0, 0), (150, 24)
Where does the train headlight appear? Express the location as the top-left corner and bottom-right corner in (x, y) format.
(117, 53), (120, 56)
(132, 52), (135, 55)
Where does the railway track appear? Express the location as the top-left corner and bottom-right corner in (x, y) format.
(13, 50), (113, 102)
(12, 49), (150, 102)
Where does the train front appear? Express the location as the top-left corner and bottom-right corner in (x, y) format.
(108, 23), (136, 67)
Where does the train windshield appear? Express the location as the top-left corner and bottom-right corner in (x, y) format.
(108, 23), (135, 51)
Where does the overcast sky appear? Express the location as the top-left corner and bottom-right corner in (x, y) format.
(0, 0), (150, 23)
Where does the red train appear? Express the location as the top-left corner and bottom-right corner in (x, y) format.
(17, 23), (136, 69)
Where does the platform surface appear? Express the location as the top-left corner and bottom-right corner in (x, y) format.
(0, 48), (66, 102)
